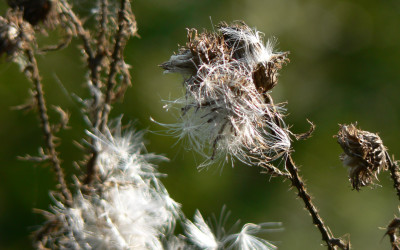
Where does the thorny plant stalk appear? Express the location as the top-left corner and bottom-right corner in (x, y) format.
(58, 0), (135, 186)
(100, 0), (130, 132)
(285, 156), (348, 250)
(26, 47), (73, 206)
(386, 152), (400, 201)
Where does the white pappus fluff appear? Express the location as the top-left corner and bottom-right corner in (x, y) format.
(160, 22), (291, 169)
(43, 122), (182, 249)
(38, 122), (282, 249)
(183, 209), (282, 250)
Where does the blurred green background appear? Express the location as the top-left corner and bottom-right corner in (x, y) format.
(1, 0), (400, 249)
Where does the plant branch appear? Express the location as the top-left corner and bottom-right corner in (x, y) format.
(259, 162), (291, 178)
(84, 0), (131, 185)
(59, 0), (94, 60)
(97, 0), (109, 53)
(285, 155), (349, 250)
(26, 48), (72, 206)
(386, 151), (400, 201)
(99, 0), (128, 133)
(59, 0), (104, 128)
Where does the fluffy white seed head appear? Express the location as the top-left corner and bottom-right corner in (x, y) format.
(41, 123), (182, 249)
(160, 22), (291, 169)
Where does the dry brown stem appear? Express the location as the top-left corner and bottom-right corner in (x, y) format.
(26, 48), (72, 206)
(386, 152), (400, 201)
(285, 155), (349, 250)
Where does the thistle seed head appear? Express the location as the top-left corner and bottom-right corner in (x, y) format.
(336, 124), (388, 190)
(160, 21), (290, 168)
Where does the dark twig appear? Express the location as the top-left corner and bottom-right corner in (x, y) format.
(99, 0), (129, 133)
(38, 34), (72, 53)
(285, 155), (349, 250)
(84, 0), (131, 185)
(59, 0), (94, 60)
(97, 0), (109, 54)
(259, 162), (291, 178)
(59, 0), (103, 128)
(386, 152), (400, 201)
(26, 48), (72, 207)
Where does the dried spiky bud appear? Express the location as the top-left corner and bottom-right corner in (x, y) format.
(160, 21), (291, 168)
(7, 0), (53, 26)
(336, 124), (388, 190)
(0, 10), (34, 57)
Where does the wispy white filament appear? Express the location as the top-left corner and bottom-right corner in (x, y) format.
(39, 122), (282, 249)
(160, 23), (291, 168)
(44, 122), (181, 249)
(183, 209), (281, 250)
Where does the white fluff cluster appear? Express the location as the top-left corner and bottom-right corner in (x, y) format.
(160, 22), (291, 168)
(37, 122), (281, 249)
(43, 123), (181, 249)
(184, 210), (281, 250)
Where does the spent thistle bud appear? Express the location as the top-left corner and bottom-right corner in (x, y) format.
(0, 10), (33, 57)
(336, 123), (388, 190)
(160, 21), (291, 168)
(7, 0), (53, 25)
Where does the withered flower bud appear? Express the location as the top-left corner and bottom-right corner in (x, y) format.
(336, 124), (387, 190)
(7, 0), (52, 26)
(0, 11), (34, 57)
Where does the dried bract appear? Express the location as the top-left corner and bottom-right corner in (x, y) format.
(0, 10), (33, 58)
(7, 0), (53, 26)
(336, 124), (388, 190)
(160, 21), (291, 168)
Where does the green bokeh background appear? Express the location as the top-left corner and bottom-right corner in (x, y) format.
(1, 0), (400, 249)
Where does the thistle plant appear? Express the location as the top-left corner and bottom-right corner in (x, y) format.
(161, 22), (349, 249)
(3, 0), (400, 249)
(0, 1), (282, 249)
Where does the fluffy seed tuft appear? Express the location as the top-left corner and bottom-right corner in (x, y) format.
(160, 21), (291, 169)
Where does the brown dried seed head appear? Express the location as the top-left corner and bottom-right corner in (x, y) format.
(7, 0), (53, 26)
(0, 11), (34, 57)
(252, 53), (289, 93)
(336, 123), (387, 190)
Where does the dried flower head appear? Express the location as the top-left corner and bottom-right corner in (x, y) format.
(160, 21), (291, 168)
(0, 10), (34, 58)
(336, 123), (388, 190)
(7, 0), (53, 25)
